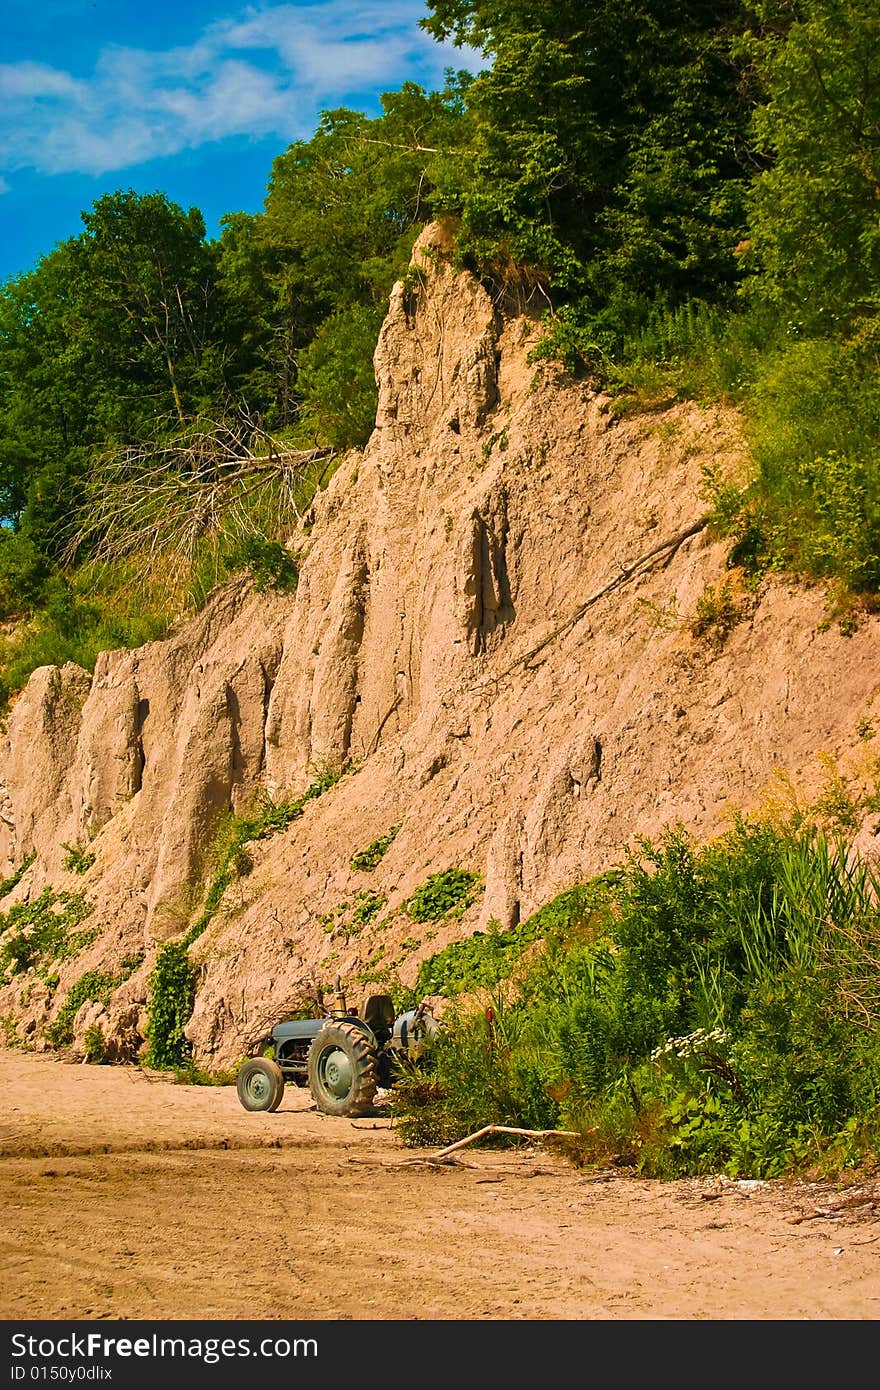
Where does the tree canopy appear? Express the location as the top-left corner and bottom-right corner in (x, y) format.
(0, 0), (877, 699)
(743, 0), (880, 342)
(424, 0), (753, 330)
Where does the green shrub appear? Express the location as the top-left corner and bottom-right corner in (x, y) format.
(394, 821), (880, 1176)
(689, 578), (746, 649)
(599, 300), (783, 408)
(393, 994), (560, 1147)
(414, 882), (615, 999)
(45, 969), (117, 1047)
(320, 888), (388, 939)
(172, 1062), (237, 1086)
(183, 765), (347, 950)
(520, 881), (617, 942)
(142, 943), (196, 1070)
(0, 531), (53, 618)
(44, 950), (141, 1051)
(82, 1024), (107, 1064)
(350, 825), (400, 872)
(706, 338), (880, 595)
(415, 917), (529, 998)
(404, 869), (481, 923)
(223, 536), (299, 592)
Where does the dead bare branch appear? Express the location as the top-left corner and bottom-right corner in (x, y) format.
(63, 408), (337, 582)
(422, 1124), (582, 1162)
(485, 517), (709, 687)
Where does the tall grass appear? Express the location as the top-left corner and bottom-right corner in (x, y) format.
(727, 339), (880, 598)
(0, 446), (336, 714)
(394, 819), (880, 1178)
(602, 299), (785, 407)
(0, 555), (182, 714)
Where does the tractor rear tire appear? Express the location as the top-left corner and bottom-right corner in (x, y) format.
(236, 1057), (285, 1112)
(307, 1021), (378, 1117)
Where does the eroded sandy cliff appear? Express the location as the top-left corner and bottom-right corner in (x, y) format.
(2, 223), (879, 1066)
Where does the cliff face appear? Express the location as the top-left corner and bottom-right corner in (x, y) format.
(2, 222), (879, 1066)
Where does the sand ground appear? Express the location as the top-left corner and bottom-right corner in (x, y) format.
(2, 1051), (879, 1322)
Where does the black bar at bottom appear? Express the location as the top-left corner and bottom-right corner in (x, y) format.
(0, 1316), (849, 1384)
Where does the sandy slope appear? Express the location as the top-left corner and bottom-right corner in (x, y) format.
(2, 1052), (879, 1322)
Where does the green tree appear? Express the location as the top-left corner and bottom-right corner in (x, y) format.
(213, 210), (302, 425)
(74, 191), (221, 426)
(216, 80), (470, 439)
(262, 83), (469, 309)
(295, 304), (386, 449)
(424, 1), (752, 338)
(742, 0), (880, 341)
(0, 191), (228, 565)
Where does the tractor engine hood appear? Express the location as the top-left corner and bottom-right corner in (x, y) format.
(271, 1019), (325, 1043)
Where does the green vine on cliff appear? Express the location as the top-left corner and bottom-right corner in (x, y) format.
(142, 944), (196, 1069)
(0, 852), (35, 903)
(181, 761), (347, 950)
(0, 888), (94, 986)
(45, 969), (120, 1048)
(44, 951), (143, 1051)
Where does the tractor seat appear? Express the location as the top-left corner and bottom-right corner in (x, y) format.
(362, 993), (395, 1033)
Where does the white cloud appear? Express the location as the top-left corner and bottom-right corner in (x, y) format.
(0, 1), (482, 178)
(0, 60), (86, 101)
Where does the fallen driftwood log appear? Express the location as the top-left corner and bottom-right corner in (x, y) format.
(425, 1124), (582, 1162)
(347, 1124), (583, 1169)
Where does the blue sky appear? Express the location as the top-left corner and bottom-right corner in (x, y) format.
(0, 0), (482, 283)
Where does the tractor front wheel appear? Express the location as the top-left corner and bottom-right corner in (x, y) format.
(236, 1057), (285, 1112)
(307, 1021), (378, 1117)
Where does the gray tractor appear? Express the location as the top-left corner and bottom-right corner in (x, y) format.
(236, 985), (437, 1118)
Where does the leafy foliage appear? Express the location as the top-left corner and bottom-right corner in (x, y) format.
(321, 888), (389, 939)
(705, 337), (880, 599)
(82, 1024), (108, 1064)
(0, 0), (876, 686)
(142, 944), (196, 1070)
(394, 819), (880, 1177)
(424, 0), (751, 333)
(294, 305), (385, 450)
(350, 825), (401, 872)
(352, 890), (387, 926)
(742, 0), (880, 344)
(404, 869), (481, 922)
(45, 969), (118, 1048)
(62, 841), (96, 875)
(222, 537), (299, 593)
(0, 889), (94, 985)
(0, 852), (35, 903)
(414, 883), (613, 997)
(183, 764), (348, 950)
(0, 563), (172, 713)
(218, 79), (471, 438)
(144, 765), (348, 1068)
